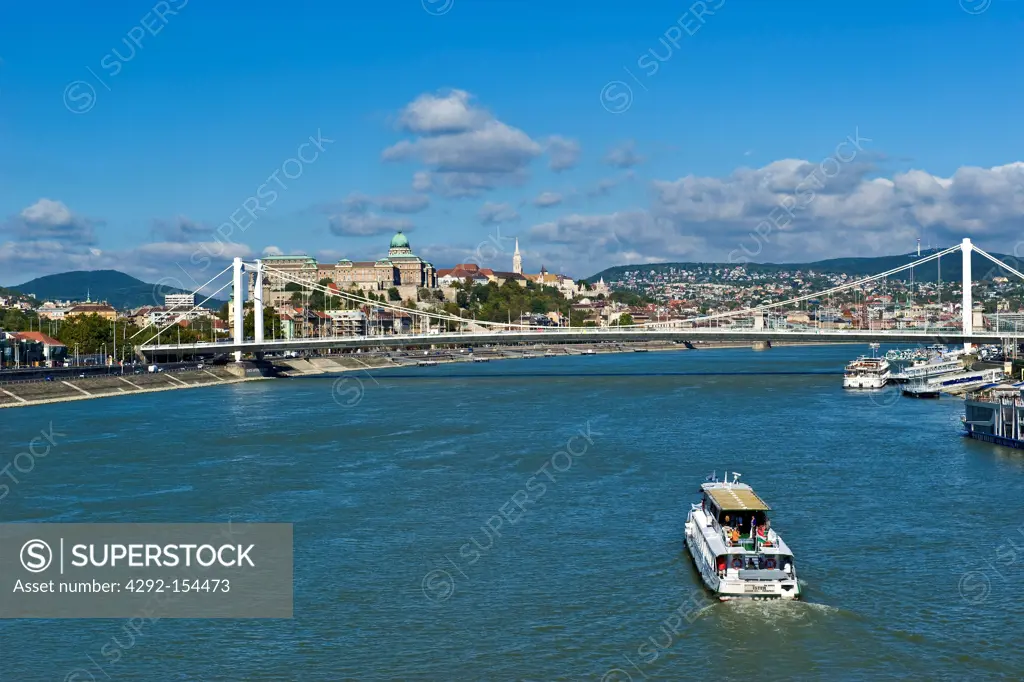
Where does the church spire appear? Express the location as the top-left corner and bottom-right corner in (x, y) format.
(512, 238), (522, 275)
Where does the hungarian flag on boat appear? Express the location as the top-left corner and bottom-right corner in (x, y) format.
(756, 526), (770, 546)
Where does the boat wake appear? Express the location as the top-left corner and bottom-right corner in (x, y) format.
(713, 597), (841, 631)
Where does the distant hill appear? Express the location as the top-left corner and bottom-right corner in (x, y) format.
(0, 285), (39, 305)
(12, 270), (226, 310)
(588, 249), (1021, 283)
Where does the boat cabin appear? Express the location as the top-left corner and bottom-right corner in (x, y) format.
(701, 485), (771, 546)
(699, 483), (795, 578)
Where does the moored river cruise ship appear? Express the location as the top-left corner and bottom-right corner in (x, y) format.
(843, 356), (891, 389)
(684, 473), (800, 600)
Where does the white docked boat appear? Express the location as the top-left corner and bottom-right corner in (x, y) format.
(843, 356), (891, 389)
(889, 356), (964, 383)
(684, 473), (799, 600)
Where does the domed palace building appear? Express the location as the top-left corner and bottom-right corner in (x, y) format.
(382, 231), (437, 289)
(254, 231), (436, 305)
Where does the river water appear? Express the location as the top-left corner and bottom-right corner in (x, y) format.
(1, 345), (1022, 681)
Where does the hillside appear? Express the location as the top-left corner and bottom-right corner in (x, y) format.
(12, 270), (226, 310)
(587, 249), (1020, 283)
(0, 285), (39, 306)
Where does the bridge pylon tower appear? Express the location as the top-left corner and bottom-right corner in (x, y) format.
(962, 237), (972, 352)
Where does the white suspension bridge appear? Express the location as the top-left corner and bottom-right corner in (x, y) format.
(137, 238), (1024, 361)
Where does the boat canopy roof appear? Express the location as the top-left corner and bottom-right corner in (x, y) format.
(705, 485), (771, 511)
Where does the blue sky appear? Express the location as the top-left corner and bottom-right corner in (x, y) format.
(1, 0), (1023, 286)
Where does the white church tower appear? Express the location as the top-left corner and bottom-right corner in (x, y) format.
(512, 238), (522, 275)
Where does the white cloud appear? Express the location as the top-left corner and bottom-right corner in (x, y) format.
(342, 192), (429, 214)
(5, 198), (98, 244)
(20, 198), (74, 226)
(533, 191), (563, 208)
(586, 172), (635, 198)
(604, 140), (644, 169)
(383, 88), (546, 198)
(150, 215), (213, 242)
(395, 89), (489, 136)
(383, 121), (541, 173)
(378, 194), (430, 214)
(263, 245), (284, 256)
(324, 192), (425, 237)
(478, 201), (520, 226)
(526, 159), (1024, 273)
(0, 236), (254, 287)
(546, 136), (580, 172)
(329, 213), (414, 237)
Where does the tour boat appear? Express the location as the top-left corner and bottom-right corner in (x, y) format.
(684, 472), (800, 600)
(843, 356), (891, 389)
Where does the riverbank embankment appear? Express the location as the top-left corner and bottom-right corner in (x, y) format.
(0, 367), (264, 409)
(0, 339), (860, 407)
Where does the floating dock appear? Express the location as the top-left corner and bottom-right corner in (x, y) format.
(964, 382), (1024, 448)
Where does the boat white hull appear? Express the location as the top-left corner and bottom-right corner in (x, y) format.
(843, 374), (889, 389)
(684, 514), (800, 601)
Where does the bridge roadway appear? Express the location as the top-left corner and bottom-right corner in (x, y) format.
(140, 328), (1023, 358)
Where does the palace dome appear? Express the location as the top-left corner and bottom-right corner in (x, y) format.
(390, 231), (410, 249)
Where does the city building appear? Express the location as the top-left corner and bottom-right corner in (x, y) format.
(165, 293), (196, 309)
(437, 264), (493, 288)
(327, 310), (368, 336)
(252, 255), (320, 307)
(383, 231), (438, 291)
(333, 258), (397, 291)
(490, 271), (530, 286)
(249, 232), (437, 303)
(437, 263), (529, 288)
(130, 304), (211, 328)
(0, 331), (67, 367)
(36, 302), (71, 320)
(66, 302), (118, 320)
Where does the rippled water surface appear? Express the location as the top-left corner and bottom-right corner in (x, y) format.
(2, 345), (1023, 681)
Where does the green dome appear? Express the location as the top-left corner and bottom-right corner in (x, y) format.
(390, 231), (410, 249)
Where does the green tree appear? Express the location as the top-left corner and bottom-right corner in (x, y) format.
(0, 308), (39, 331)
(619, 312), (634, 326)
(388, 287), (401, 301)
(244, 307), (284, 338)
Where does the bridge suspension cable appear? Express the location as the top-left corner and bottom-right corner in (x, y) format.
(635, 243), (963, 328)
(972, 246), (1024, 283)
(132, 263), (235, 346)
(257, 262), (574, 331)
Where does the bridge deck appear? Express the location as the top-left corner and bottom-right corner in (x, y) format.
(140, 328), (1020, 356)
